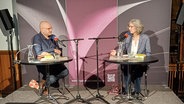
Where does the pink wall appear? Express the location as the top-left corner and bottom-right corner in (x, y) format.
(66, 0), (118, 85)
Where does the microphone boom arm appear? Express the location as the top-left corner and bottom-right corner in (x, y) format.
(88, 36), (117, 40)
(60, 38), (84, 42)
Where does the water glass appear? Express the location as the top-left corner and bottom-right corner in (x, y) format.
(128, 53), (135, 58)
(117, 51), (123, 57)
(54, 53), (60, 59)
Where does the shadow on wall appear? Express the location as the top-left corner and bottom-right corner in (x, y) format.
(144, 30), (167, 85)
(58, 35), (68, 56)
(80, 53), (112, 87)
(84, 74), (105, 89)
(144, 30), (165, 67)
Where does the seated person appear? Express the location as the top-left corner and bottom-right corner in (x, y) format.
(110, 19), (151, 98)
(32, 21), (69, 93)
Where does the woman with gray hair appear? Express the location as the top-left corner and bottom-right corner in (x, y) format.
(111, 19), (151, 98)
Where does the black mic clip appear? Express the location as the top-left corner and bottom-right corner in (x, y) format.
(58, 40), (66, 47)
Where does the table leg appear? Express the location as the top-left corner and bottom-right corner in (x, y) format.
(112, 65), (145, 104)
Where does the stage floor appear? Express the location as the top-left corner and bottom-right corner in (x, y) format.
(0, 85), (183, 104)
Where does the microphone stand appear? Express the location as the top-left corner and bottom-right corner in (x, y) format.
(64, 38), (91, 104)
(80, 57), (95, 97)
(86, 36), (116, 104)
(58, 40), (66, 47)
(9, 29), (17, 91)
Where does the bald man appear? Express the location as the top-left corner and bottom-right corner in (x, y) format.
(32, 21), (68, 91)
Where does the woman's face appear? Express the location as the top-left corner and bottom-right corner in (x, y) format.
(128, 23), (137, 35)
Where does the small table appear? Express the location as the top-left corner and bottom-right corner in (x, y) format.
(15, 56), (73, 104)
(104, 55), (158, 103)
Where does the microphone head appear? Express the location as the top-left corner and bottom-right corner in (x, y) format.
(50, 35), (59, 41)
(118, 31), (129, 42)
(54, 37), (59, 41)
(124, 33), (129, 38)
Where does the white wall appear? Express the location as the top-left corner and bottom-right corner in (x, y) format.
(0, 0), (18, 50)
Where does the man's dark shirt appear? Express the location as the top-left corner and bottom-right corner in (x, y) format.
(33, 32), (60, 56)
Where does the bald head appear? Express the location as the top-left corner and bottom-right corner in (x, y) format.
(39, 21), (53, 37)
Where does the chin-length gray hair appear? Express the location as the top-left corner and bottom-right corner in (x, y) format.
(129, 19), (144, 34)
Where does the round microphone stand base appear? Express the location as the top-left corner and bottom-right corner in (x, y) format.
(86, 93), (110, 104)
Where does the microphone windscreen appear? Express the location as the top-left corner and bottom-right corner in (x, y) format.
(54, 37), (59, 41)
(118, 31), (129, 41)
(50, 34), (56, 39)
(50, 35), (59, 41)
(124, 33), (129, 38)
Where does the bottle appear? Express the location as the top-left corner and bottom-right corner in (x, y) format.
(27, 45), (34, 62)
(117, 42), (124, 57)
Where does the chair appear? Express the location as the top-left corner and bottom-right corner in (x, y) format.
(138, 65), (149, 100)
(142, 66), (149, 98)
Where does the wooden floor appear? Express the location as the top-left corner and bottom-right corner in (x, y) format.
(0, 85), (183, 104)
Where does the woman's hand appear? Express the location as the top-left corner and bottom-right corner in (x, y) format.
(110, 50), (116, 56)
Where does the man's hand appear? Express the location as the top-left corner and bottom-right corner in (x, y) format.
(54, 49), (61, 55)
(37, 52), (51, 60)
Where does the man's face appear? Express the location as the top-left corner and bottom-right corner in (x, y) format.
(40, 23), (52, 36)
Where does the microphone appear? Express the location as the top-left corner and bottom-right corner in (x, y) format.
(118, 31), (129, 42)
(54, 37), (59, 41)
(51, 35), (66, 47)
